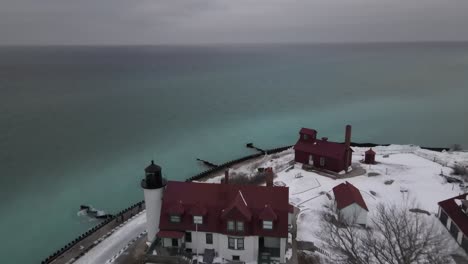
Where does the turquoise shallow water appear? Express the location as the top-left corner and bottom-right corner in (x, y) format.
(0, 43), (468, 263)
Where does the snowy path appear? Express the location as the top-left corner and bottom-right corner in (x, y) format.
(74, 212), (146, 264)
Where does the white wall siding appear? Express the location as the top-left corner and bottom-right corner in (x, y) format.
(279, 238), (286, 263)
(143, 188), (164, 242)
(185, 231), (218, 253)
(457, 231), (463, 244)
(339, 203), (367, 226)
(185, 232), (259, 263)
(219, 235), (258, 262)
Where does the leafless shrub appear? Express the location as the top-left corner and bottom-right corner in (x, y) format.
(452, 164), (468, 177)
(298, 251), (323, 264)
(271, 154), (280, 159)
(450, 144), (463, 151)
(246, 160), (265, 172)
(317, 201), (451, 264)
(228, 171), (275, 185)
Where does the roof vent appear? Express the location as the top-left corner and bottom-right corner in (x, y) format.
(322, 137), (328, 141)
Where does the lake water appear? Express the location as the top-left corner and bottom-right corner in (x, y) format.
(1, 43), (467, 263)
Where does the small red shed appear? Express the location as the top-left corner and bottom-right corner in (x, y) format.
(364, 148), (376, 164)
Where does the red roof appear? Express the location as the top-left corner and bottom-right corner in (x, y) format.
(157, 230), (185, 239)
(333, 182), (368, 211)
(159, 181), (290, 238)
(299, 128), (317, 136)
(189, 203), (207, 216)
(259, 204), (277, 221)
(438, 193), (468, 235)
(294, 138), (350, 160)
(365, 148), (376, 155)
(221, 191), (252, 221)
(168, 201), (185, 215)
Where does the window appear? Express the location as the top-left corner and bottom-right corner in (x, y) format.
(227, 220), (235, 231)
(263, 220), (273, 230)
(237, 238), (244, 250)
(236, 221), (244, 232)
(185, 232), (192, 243)
(303, 134), (308, 140)
(228, 237), (235, 249)
(193, 215), (203, 224)
(170, 215), (181, 223)
(228, 220), (244, 232)
(320, 157), (325, 166)
(228, 237), (244, 250)
(232, 256), (240, 261)
(206, 233), (213, 244)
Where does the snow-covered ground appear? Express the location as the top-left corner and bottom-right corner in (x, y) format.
(201, 145), (468, 259)
(76, 145), (468, 264)
(74, 211), (146, 264)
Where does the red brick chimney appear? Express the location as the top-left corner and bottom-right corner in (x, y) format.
(344, 125), (352, 172)
(224, 169), (229, 184)
(265, 167), (274, 187)
(345, 125), (352, 149)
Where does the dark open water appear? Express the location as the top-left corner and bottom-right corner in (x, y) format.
(0, 43), (467, 263)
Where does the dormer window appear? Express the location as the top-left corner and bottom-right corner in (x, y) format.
(193, 215), (203, 224)
(303, 134), (308, 140)
(170, 215), (181, 223)
(263, 220), (273, 230)
(227, 220), (244, 232)
(227, 221), (235, 231)
(236, 221), (244, 232)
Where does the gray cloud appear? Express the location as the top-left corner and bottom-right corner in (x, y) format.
(1, 0), (468, 45)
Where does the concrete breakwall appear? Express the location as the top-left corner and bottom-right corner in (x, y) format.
(40, 143), (449, 263)
(185, 145), (293, 182)
(40, 201), (144, 264)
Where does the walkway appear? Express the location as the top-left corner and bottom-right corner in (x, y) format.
(50, 205), (144, 264)
(287, 207), (299, 264)
(74, 212), (146, 264)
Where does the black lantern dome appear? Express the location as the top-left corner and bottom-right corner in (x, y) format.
(141, 160), (166, 189)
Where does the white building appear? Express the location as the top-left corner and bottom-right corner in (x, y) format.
(438, 193), (468, 252)
(142, 165), (293, 264)
(332, 181), (368, 226)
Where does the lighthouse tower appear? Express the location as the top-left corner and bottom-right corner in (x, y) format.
(141, 160), (166, 243)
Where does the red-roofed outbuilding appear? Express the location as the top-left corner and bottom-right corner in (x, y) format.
(332, 181), (368, 226)
(294, 125), (353, 173)
(364, 148), (376, 164)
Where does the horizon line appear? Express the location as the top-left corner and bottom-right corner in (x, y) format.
(1, 40), (468, 47)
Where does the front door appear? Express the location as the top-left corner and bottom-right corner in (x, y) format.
(309, 155), (314, 165)
(172, 238), (178, 247)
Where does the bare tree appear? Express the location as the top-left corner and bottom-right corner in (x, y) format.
(317, 202), (451, 264)
(450, 144), (463, 152)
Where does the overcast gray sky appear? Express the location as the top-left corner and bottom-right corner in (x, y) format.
(1, 0), (468, 45)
